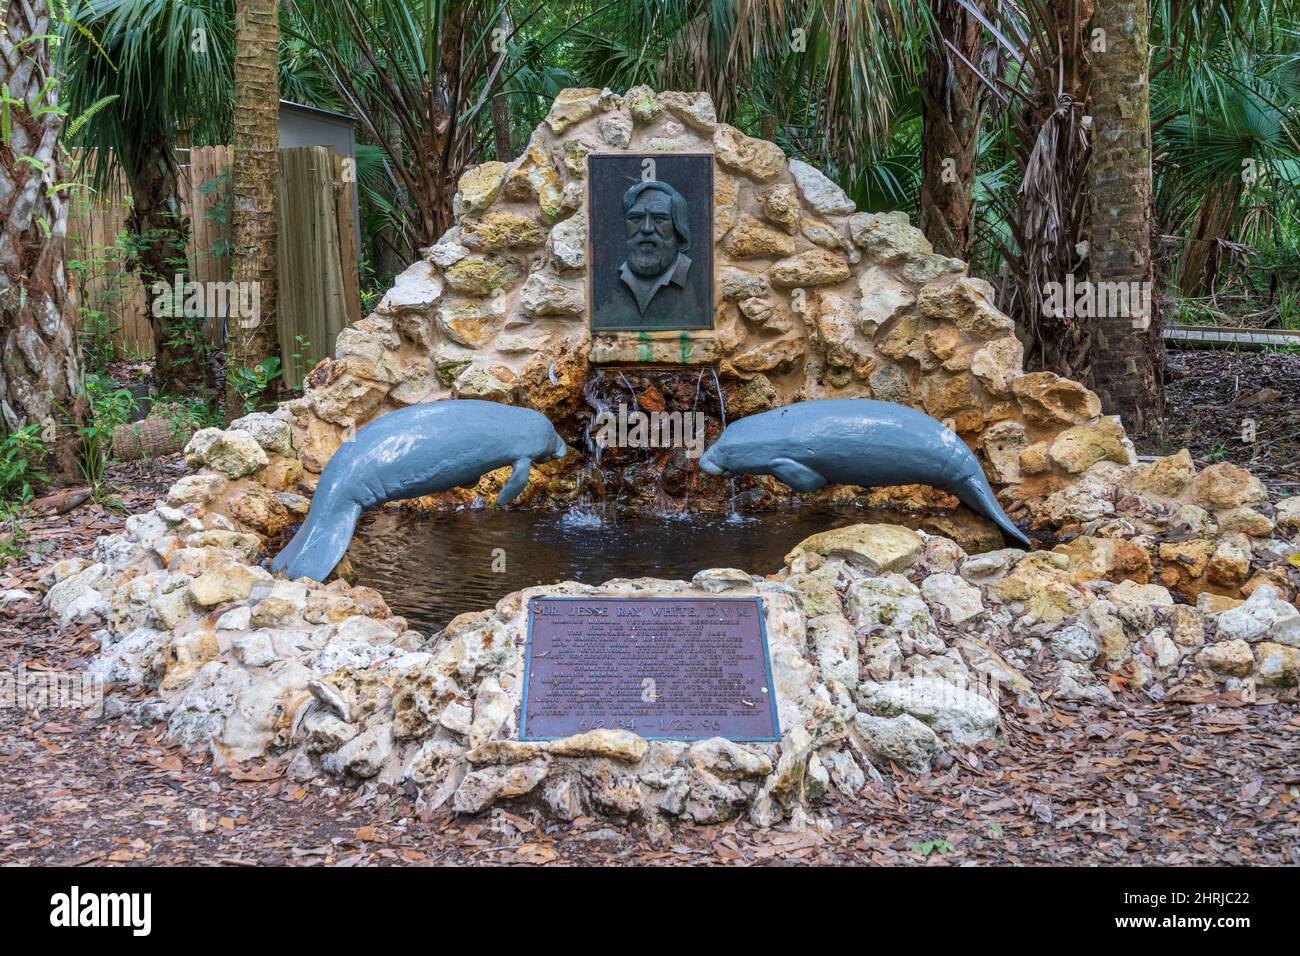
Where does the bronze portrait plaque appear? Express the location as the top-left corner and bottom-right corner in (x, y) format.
(587, 153), (714, 332)
(520, 597), (780, 741)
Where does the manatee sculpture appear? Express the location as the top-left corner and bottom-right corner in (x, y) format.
(698, 399), (1031, 548)
(272, 400), (569, 582)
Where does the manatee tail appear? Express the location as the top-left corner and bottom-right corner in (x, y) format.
(270, 494), (363, 583)
(954, 469), (1032, 550)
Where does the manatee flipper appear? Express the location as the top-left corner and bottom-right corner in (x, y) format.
(497, 457), (533, 507)
(954, 472), (1031, 549)
(769, 458), (827, 493)
(271, 499), (364, 582)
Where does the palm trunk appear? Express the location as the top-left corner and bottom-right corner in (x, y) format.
(0, 0), (84, 481)
(1178, 183), (1241, 297)
(1086, 0), (1163, 438)
(490, 7), (514, 162)
(226, 0), (282, 419)
(919, 0), (983, 260)
(124, 138), (204, 395)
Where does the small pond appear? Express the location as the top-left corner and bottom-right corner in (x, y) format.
(347, 506), (879, 634)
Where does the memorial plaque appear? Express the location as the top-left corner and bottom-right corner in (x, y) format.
(587, 153), (714, 332)
(520, 597), (780, 741)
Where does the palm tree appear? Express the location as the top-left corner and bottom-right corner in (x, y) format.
(920, 0), (985, 260)
(59, 0), (234, 395)
(227, 0), (280, 417)
(953, 0), (1094, 380)
(1087, 0), (1161, 438)
(1, 0), (85, 480)
(283, 0), (499, 252)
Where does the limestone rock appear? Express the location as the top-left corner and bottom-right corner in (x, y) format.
(719, 266), (770, 300)
(598, 112), (632, 148)
(230, 488), (292, 537)
(1131, 449), (1193, 498)
(1190, 463), (1268, 510)
(1214, 585), (1300, 645)
(436, 298), (499, 348)
(545, 88), (603, 134)
(725, 337), (805, 375)
(848, 211), (932, 264)
(1257, 642), (1300, 687)
(166, 474), (227, 507)
(721, 214), (796, 258)
(453, 363), (515, 402)
(1197, 640), (1254, 678)
(1054, 661), (1115, 706)
(788, 159), (856, 216)
(738, 297), (792, 333)
(970, 337), (1024, 396)
(460, 210), (547, 251)
(443, 254), (522, 297)
(1050, 622), (1101, 663)
(1276, 496), (1300, 532)
(857, 267), (915, 336)
(378, 260), (443, 315)
(305, 369), (389, 429)
(184, 428), (268, 480)
(626, 85), (660, 123)
(993, 553), (1090, 624)
(919, 573), (985, 624)
(453, 758), (550, 813)
(981, 420), (1027, 484)
(454, 162), (507, 214)
(1012, 372), (1102, 427)
(769, 249), (851, 288)
(857, 677), (1000, 748)
(713, 125), (785, 180)
(658, 90), (717, 132)
(853, 713), (942, 774)
(189, 564), (263, 607)
(758, 183), (801, 233)
(520, 273), (585, 316)
(549, 215), (586, 272)
(786, 523), (922, 574)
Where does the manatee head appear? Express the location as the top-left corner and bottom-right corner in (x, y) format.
(698, 417), (771, 477)
(545, 432), (570, 463)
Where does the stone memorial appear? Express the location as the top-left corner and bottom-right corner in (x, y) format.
(42, 88), (1300, 832)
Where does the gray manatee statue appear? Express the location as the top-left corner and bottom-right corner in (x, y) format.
(698, 398), (1031, 548)
(272, 400), (569, 582)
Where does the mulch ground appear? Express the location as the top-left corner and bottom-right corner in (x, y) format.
(2, 459), (1298, 866)
(1144, 348), (1300, 496)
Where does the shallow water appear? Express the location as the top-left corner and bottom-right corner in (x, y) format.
(348, 506), (873, 634)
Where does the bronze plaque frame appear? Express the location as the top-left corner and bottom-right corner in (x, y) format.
(520, 596), (780, 742)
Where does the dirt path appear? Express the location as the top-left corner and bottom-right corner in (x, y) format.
(2, 460), (1298, 866)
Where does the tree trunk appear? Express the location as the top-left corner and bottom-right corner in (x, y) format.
(227, 0), (281, 419)
(0, 0), (84, 482)
(124, 137), (206, 396)
(1086, 0), (1163, 439)
(919, 0), (983, 260)
(1178, 183), (1240, 298)
(490, 7), (514, 162)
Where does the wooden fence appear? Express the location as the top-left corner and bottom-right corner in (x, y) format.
(65, 145), (360, 384)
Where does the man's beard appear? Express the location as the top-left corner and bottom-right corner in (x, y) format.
(626, 240), (678, 278)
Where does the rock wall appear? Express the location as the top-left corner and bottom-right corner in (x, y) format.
(262, 87), (1139, 530)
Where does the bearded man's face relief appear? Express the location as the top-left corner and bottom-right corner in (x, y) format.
(624, 189), (681, 278)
